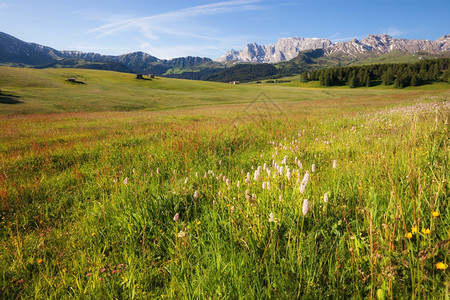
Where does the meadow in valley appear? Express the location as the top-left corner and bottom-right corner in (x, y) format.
(0, 66), (449, 299)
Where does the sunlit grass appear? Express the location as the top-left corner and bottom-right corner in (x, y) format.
(0, 67), (449, 298)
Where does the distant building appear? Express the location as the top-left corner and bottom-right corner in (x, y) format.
(229, 81), (240, 84)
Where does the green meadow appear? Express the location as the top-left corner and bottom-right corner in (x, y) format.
(0, 66), (449, 299)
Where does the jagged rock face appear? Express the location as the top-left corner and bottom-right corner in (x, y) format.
(216, 37), (332, 63)
(325, 34), (450, 57)
(218, 34), (450, 63)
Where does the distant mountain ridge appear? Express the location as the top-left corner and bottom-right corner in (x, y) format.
(0, 31), (219, 75)
(217, 34), (450, 63)
(1, 31), (450, 82)
(216, 37), (332, 63)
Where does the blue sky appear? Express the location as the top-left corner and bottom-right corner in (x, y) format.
(0, 0), (449, 59)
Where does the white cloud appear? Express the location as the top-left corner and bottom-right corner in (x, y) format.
(381, 27), (404, 37)
(88, 0), (262, 41)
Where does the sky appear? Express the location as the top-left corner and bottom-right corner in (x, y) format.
(0, 0), (449, 59)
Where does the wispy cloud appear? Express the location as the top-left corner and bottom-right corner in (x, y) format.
(88, 0), (263, 41)
(380, 27), (404, 37)
(0, 2), (11, 8)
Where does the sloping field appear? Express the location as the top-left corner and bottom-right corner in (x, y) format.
(1, 66), (449, 115)
(0, 67), (449, 298)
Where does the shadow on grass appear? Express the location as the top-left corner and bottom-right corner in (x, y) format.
(0, 91), (23, 104)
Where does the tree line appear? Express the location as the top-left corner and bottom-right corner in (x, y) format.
(303, 58), (450, 88)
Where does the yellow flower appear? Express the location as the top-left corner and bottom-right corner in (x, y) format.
(421, 228), (431, 235)
(405, 232), (413, 239)
(436, 262), (448, 270)
(196, 221), (201, 225)
(411, 227), (418, 234)
(432, 211), (440, 217)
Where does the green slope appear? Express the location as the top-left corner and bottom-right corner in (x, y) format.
(1, 66), (449, 115)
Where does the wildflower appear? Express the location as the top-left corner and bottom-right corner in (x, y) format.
(86, 273), (91, 277)
(421, 228), (431, 235)
(237, 181), (241, 188)
(219, 160), (222, 166)
(123, 177), (128, 185)
(405, 232), (413, 239)
(230, 206), (235, 213)
(323, 193), (328, 203)
(37, 259), (43, 264)
(156, 168), (160, 175)
(302, 199), (309, 215)
(184, 177), (188, 184)
(266, 181), (271, 190)
(436, 262), (448, 270)
(177, 230), (186, 238)
(197, 221), (201, 225)
(299, 171), (310, 194)
(193, 191), (198, 199)
(432, 211), (440, 217)
(411, 227), (418, 234)
(332, 160), (337, 169)
(311, 164), (316, 173)
(226, 179), (230, 186)
(218, 191), (222, 197)
(268, 213), (275, 222)
(254, 170), (260, 181)
(132, 168), (136, 175)
(101, 268), (106, 273)
(262, 182), (266, 189)
(173, 213), (179, 222)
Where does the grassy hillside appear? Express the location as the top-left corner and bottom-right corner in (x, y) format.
(0, 67), (449, 299)
(1, 66), (449, 115)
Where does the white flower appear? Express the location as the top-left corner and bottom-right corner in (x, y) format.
(268, 213), (275, 222)
(177, 230), (186, 238)
(184, 177), (188, 184)
(156, 168), (160, 174)
(299, 171), (309, 194)
(302, 199), (309, 215)
(323, 193), (328, 203)
(262, 182), (266, 189)
(226, 179), (230, 186)
(332, 160), (337, 169)
(218, 191), (222, 197)
(231, 206), (235, 213)
(311, 164), (316, 172)
(123, 177), (128, 185)
(237, 181), (241, 188)
(193, 191), (199, 199)
(173, 213), (179, 222)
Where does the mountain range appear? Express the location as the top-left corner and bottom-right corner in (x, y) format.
(218, 34), (450, 63)
(1, 31), (449, 82)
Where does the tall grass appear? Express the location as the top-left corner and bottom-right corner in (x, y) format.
(0, 80), (449, 298)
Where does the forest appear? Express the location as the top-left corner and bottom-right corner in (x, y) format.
(304, 58), (450, 88)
